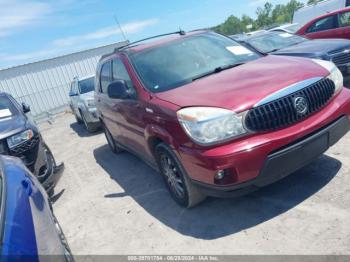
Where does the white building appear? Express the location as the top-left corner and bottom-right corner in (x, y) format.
(0, 41), (127, 120)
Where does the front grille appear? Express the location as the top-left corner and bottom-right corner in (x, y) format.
(245, 78), (335, 132)
(9, 135), (40, 156)
(332, 52), (350, 65)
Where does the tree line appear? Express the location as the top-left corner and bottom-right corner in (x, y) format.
(212, 0), (324, 35)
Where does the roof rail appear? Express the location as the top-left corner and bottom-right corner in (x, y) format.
(114, 30), (186, 52)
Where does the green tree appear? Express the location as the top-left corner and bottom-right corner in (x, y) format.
(256, 2), (273, 28)
(212, 0), (304, 35)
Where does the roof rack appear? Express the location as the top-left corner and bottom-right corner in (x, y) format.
(114, 30), (186, 52)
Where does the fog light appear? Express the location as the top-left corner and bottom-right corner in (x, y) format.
(215, 170), (225, 180)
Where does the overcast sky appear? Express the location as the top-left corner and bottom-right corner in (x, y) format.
(0, 0), (303, 69)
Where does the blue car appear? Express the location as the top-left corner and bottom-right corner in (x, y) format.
(0, 155), (72, 260)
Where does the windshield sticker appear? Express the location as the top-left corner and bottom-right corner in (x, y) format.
(226, 46), (253, 55)
(279, 33), (293, 38)
(0, 109), (12, 118)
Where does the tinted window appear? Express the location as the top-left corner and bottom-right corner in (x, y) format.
(307, 15), (337, 33)
(0, 95), (20, 118)
(247, 32), (307, 53)
(79, 77), (95, 94)
(130, 32), (260, 92)
(339, 11), (350, 27)
(100, 61), (112, 93)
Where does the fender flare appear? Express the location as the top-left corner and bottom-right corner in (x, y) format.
(144, 124), (179, 157)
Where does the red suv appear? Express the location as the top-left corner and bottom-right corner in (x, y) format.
(296, 7), (350, 39)
(95, 31), (350, 208)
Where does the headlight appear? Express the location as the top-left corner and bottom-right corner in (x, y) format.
(177, 107), (247, 145)
(7, 129), (34, 149)
(85, 99), (95, 108)
(312, 59), (343, 93)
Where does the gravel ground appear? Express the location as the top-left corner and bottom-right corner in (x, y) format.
(39, 113), (350, 255)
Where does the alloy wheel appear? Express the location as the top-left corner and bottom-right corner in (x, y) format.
(160, 153), (185, 199)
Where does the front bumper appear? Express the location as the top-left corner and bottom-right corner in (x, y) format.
(42, 162), (64, 193)
(83, 108), (100, 124)
(193, 116), (350, 197)
(177, 88), (350, 197)
(4, 134), (63, 192)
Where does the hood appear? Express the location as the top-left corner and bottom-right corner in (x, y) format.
(79, 91), (94, 100)
(272, 39), (350, 58)
(0, 115), (27, 140)
(155, 55), (329, 112)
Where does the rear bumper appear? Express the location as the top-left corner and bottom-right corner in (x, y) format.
(176, 88), (350, 197)
(193, 116), (350, 197)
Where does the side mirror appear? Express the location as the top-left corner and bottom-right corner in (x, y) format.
(22, 102), (30, 113)
(107, 80), (128, 99)
(69, 91), (78, 97)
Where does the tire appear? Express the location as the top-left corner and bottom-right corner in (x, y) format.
(37, 147), (55, 183)
(103, 124), (123, 154)
(71, 106), (83, 124)
(155, 143), (206, 208)
(80, 110), (97, 133)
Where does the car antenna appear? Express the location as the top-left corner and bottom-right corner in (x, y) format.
(113, 14), (128, 42)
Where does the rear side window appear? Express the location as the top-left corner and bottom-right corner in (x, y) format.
(100, 61), (112, 93)
(307, 15), (337, 33)
(339, 11), (350, 27)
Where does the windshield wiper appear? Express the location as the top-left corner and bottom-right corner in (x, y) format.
(192, 62), (245, 81)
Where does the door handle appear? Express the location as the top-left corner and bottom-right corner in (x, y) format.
(22, 178), (33, 196)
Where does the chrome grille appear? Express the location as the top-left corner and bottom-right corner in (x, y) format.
(245, 78), (335, 132)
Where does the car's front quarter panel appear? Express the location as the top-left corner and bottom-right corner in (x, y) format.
(176, 88), (350, 186)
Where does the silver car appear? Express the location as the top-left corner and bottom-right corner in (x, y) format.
(69, 75), (100, 132)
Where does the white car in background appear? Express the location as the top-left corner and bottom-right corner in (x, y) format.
(269, 23), (301, 34)
(69, 75), (100, 132)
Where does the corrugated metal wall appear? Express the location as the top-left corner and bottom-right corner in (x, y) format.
(0, 41), (127, 120)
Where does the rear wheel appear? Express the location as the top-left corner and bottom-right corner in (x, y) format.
(155, 143), (206, 208)
(104, 124), (123, 154)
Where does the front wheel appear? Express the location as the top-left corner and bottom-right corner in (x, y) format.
(155, 143), (206, 208)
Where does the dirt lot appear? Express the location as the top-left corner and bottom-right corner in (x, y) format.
(39, 113), (350, 255)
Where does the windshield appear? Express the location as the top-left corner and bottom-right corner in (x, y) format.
(79, 77), (95, 94)
(130, 32), (260, 92)
(247, 32), (307, 53)
(0, 95), (20, 119)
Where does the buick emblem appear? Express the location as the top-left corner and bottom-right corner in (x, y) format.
(343, 49), (350, 54)
(294, 96), (308, 115)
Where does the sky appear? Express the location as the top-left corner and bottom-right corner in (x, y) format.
(0, 0), (302, 69)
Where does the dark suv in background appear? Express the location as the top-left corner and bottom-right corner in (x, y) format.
(95, 30), (350, 208)
(0, 92), (63, 195)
